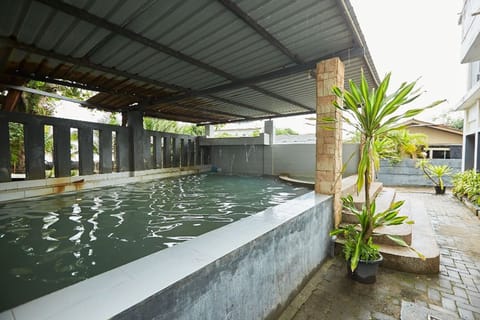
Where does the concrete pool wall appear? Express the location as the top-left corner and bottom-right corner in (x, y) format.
(0, 165), (211, 202)
(200, 135), (359, 179)
(0, 191), (333, 320)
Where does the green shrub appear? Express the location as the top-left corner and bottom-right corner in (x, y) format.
(452, 170), (480, 206)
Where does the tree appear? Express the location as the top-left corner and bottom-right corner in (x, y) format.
(144, 117), (180, 132)
(143, 117), (206, 136)
(445, 117), (463, 130)
(7, 80), (92, 172)
(275, 128), (298, 135)
(345, 128), (428, 162)
(379, 129), (427, 161)
(433, 111), (464, 131)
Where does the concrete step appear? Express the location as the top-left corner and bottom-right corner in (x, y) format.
(342, 187), (413, 246)
(342, 187), (395, 224)
(338, 223), (412, 246)
(351, 181), (383, 210)
(335, 192), (440, 274)
(374, 188), (412, 246)
(341, 175), (358, 197)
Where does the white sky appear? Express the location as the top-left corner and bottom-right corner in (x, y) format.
(56, 1), (468, 134)
(276, 0), (467, 134)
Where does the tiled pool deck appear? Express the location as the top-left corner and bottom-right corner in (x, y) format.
(279, 189), (480, 320)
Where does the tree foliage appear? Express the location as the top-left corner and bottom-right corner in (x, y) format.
(7, 81), (92, 172)
(433, 111), (464, 130)
(275, 127), (298, 135)
(143, 117), (205, 136)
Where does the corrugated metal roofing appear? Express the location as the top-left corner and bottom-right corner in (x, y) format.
(0, 0), (379, 124)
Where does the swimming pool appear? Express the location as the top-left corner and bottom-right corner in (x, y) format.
(0, 173), (309, 311)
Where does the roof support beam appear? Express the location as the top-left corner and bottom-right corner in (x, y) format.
(338, 0), (379, 86)
(249, 85), (313, 111)
(217, 0), (303, 64)
(206, 95), (281, 115)
(207, 110), (315, 125)
(0, 37), (184, 93)
(0, 83), (118, 112)
(0, 83), (97, 107)
(1, 37), (302, 118)
(33, 1), (312, 113)
(152, 47), (364, 105)
(172, 103), (245, 121)
(144, 108), (235, 124)
(34, 0), (234, 80)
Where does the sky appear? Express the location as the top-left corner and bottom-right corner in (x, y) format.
(56, 0), (467, 134)
(276, 0), (467, 133)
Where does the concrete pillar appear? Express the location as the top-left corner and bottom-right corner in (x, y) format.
(144, 135), (152, 170)
(53, 125), (71, 177)
(116, 129), (130, 172)
(172, 137), (180, 167)
(0, 118), (11, 182)
(264, 120), (275, 145)
(153, 135), (162, 168)
(127, 110), (145, 171)
(99, 129), (113, 173)
(78, 127), (94, 176)
(24, 120), (45, 180)
(164, 136), (172, 168)
(315, 58), (344, 227)
(205, 125), (215, 138)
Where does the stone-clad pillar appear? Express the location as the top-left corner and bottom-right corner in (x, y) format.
(315, 58), (344, 227)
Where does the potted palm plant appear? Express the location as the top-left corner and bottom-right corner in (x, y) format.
(328, 72), (443, 283)
(416, 159), (452, 194)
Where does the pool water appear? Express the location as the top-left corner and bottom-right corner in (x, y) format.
(0, 173), (309, 311)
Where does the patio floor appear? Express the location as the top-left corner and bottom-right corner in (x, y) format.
(279, 190), (480, 320)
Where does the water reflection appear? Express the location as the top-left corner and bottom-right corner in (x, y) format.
(0, 174), (309, 311)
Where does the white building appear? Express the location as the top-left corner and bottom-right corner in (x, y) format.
(457, 0), (480, 171)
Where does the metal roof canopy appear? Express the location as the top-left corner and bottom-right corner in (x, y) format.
(0, 0), (379, 124)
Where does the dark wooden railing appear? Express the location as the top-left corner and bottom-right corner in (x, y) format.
(0, 111), (209, 182)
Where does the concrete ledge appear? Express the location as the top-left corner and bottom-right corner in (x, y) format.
(0, 166), (211, 203)
(458, 196), (480, 217)
(335, 189), (439, 274)
(379, 192), (440, 274)
(0, 192), (333, 320)
(199, 134), (269, 146)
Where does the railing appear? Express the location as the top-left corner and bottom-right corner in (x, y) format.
(0, 111), (209, 182)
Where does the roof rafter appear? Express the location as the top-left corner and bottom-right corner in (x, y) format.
(0, 37), (184, 93)
(152, 46), (364, 105)
(217, 0), (303, 65)
(206, 95), (281, 115)
(3, 70), (257, 121)
(0, 82), (119, 112)
(34, 0), (234, 81)
(207, 110), (315, 125)
(33, 0), (312, 114)
(170, 103), (246, 121)
(1, 36), (317, 117)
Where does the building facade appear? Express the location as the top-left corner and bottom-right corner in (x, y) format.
(457, 0), (480, 171)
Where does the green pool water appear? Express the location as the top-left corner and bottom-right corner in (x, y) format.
(0, 173), (309, 311)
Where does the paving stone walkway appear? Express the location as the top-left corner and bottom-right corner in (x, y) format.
(279, 191), (480, 320)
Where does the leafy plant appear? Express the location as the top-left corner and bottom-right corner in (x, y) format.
(453, 170), (480, 206)
(327, 72), (443, 271)
(347, 129), (428, 163)
(416, 159), (452, 189)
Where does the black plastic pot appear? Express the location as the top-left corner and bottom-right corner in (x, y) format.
(434, 186), (446, 194)
(347, 254), (383, 284)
